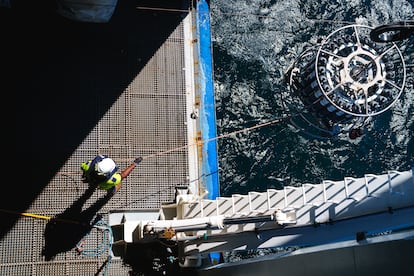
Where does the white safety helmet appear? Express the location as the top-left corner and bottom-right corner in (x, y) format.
(96, 158), (116, 176)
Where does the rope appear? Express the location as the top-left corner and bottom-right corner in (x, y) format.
(141, 115), (292, 160)
(76, 217), (114, 276)
(0, 209), (82, 225)
(135, 5), (356, 26)
(136, 6), (190, 13)
(76, 219), (113, 256)
(1, 209), (114, 275)
(54, 114), (292, 168)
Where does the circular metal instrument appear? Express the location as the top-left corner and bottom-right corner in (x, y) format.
(285, 24), (407, 139)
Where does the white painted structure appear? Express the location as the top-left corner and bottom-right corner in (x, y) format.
(110, 168), (414, 270)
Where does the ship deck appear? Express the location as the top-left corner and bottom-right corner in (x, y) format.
(2, 1), (217, 275)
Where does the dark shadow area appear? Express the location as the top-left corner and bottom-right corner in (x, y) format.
(42, 184), (112, 260)
(2, 0), (192, 238)
(123, 242), (198, 276)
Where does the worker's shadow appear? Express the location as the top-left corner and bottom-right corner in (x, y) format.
(42, 184), (112, 261)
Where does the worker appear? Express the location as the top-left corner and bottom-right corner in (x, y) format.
(81, 154), (143, 195)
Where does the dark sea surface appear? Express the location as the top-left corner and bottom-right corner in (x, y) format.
(209, 0), (414, 196)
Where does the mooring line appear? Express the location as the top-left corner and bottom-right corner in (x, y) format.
(55, 114), (294, 174)
(141, 115), (292, 160)
(136, 6), (190, 13)
(135, 5), (355, 26)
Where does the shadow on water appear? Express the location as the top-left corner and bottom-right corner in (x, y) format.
(2, 0), (192, 239)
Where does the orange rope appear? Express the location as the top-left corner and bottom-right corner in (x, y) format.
(57, 115), (291, 174)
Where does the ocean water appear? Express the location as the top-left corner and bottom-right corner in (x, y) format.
(210, 0), (414, 197)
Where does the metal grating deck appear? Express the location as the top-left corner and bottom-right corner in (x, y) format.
(2, 2), (204, 275)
